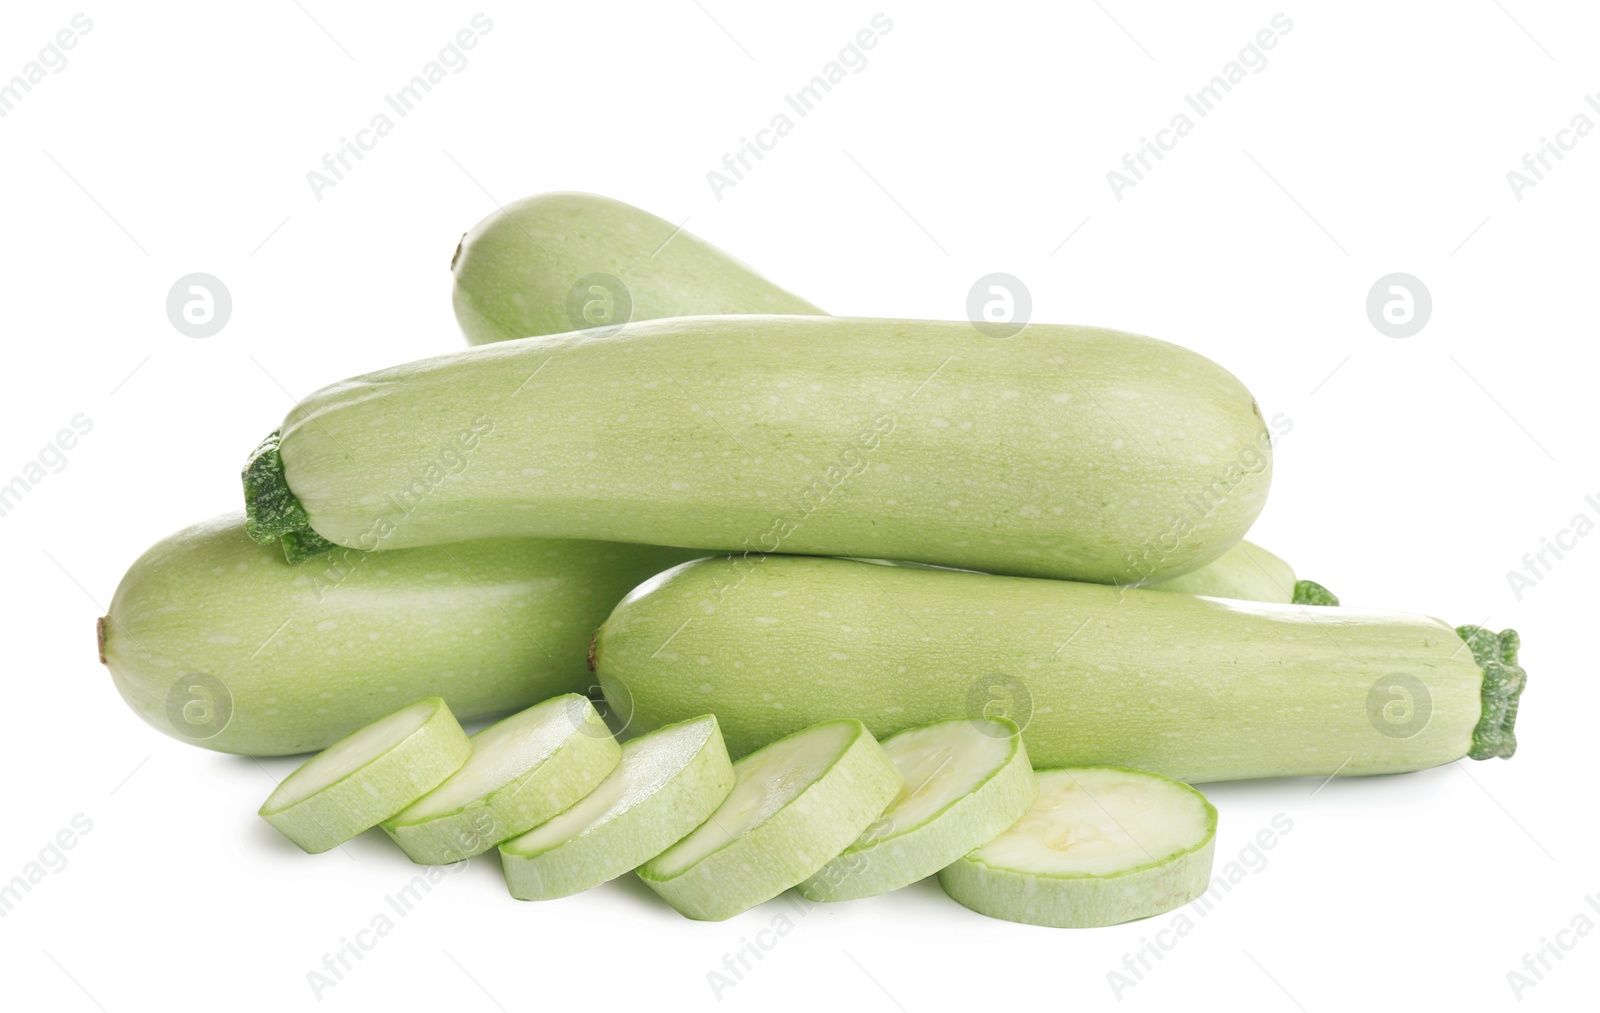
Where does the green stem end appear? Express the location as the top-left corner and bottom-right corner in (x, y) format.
(1458, 625), (1525, 761)
(242, 429), (321, 563)
(1291, 579), (1340, 606)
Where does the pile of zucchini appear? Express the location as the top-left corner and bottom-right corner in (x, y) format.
(101, 193), (1525, 927)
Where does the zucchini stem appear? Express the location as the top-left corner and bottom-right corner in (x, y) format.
(241, 429), (316, 559)
(1291, 579), (1339, 606)
(1459, 625), (1525, 760)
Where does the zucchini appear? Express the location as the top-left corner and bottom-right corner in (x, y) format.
(382, 694), (621, 864)
(637, 719), (902, 920)
(258, 697), (470, 854)
(244, 315), (1272, 583)
(451, 192), (822, 346)
(452, 193), (1328, 604)
(100, 513), (699, 755)
(938, 767), (1217, 928)
(593, 555), (1526, 782)
(1142, 539), (1336, 604)
(796, 716), (1038, 902)
(499, 714), (736, 901)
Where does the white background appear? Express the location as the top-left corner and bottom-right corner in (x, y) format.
(0, 2), (1593, 1010)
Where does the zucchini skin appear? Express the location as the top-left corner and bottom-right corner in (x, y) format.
(450, 193), (1326, 604)
(101, 514), (700, 756)
(255, 315), (1272, 584)
(451, 192), (823, 346)
(593, 555), (1523, 782)
(1140, 538), (1295, 602)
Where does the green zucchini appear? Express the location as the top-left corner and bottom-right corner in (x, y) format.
(637, 718), (903, 921)
(796, 716), (1038, 903)
(499, 714), (736, 901)
(100, 513), (699, 756)
(451, 193), (1329, 603)
(451, 192), (823, 346)
(258, 697), (471, 854)
(593, 555), (1525, 782)
(244, 315), (1273, 583)
(381, 694), (621, 864)
(938, 767), (1217, 928)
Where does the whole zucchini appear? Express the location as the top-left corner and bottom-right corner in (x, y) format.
(451, 192), (822, 346)
(100, 513), (698, 755)
(244, 315), (1273, 583)
(592, 555), (1524, 782)
(450, 192), (1328, 603)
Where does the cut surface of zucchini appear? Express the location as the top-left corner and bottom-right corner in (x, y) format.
(382, 694), (620, 864)
(798, 717), (1036, 902)
(258, 697), (469, 854)
(638, 719), (902, 920)
(938, 767), (1216, 928)
(499, 714), (735, 900)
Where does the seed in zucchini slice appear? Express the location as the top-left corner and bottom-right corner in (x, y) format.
(938, 767), (1217, 928)
(382, 695), (621, 865)
(258, 697), (470, 854)
(637, 719), (903, 921)
(499, 715), (735, 901)
(796, 717), (1037, 902)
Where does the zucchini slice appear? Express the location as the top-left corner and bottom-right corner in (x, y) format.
(258, 697), (469, 854)
(938, 767), (1217, 928)
(499, 714), (735, 901)
(797, 717), (1037, 902)
(382, 695), (620, 865)
(637, 719), (902, 921)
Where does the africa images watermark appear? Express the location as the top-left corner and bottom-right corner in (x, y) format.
(0, 814), (94, 919)
(1504, 892), (1600, 1001)
(1122, 410), (1292, 586)
(1504, 490), (1600, 601)
(706, 13), (894, 201)
(1106, 14), (1294, 201)
(305, 860), (472, 1000)
(305, 413), (495, 600)
(306, 14), (494, 201)
(0, 14), (93, 119)
(0, 414), (94, 521)
(1505, 94), (1600, 202)
(1107, 813), (1294, 1000)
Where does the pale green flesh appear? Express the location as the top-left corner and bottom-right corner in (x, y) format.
(1140, 538), (1295, 603)
(976, 768), (1211, 876)
(390, 696), (592, 820)
(101, 513), (699, 755)
(646, 720), (854, 879)
(637, 719), (904, 921)
(596, 555), (1485, 782)
(451, 192), (824, 346)
(258, 697), (470, 854)
(266, 699), (433, 811)
(275, 315), (1270, 584)
(382, 695), (620, 864)
(505, 716), (723, 856)
(797, 717), (1038, 902)
(874, 720), (1015, 834)
(939, 767), (1217, 928)
(499, 715), (736, 901)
